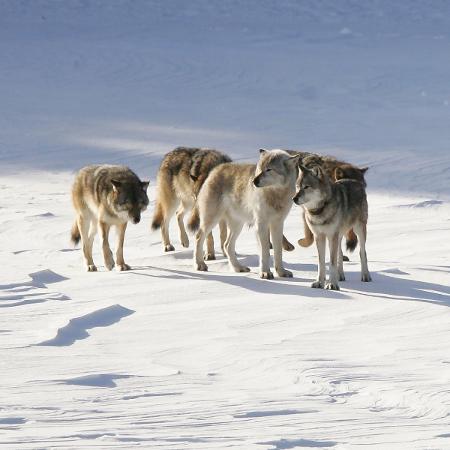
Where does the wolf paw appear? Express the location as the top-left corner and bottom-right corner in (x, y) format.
(164, 244), (175, 252)
(361, 273), (372, 282)
(260, 271), (274, 280)
(117, 263), (131, 271)
(234, 265), (250, 273)
(196, 261), (208, 272)
(311, 280), (324, 289)
(277, 268), (293, 278)
(325, 282), (340, 291)
(87, 265), (97, 272)
(105, 260), (115, 271)
(204, 252), (216, 261)
(282, 240), (295, 252)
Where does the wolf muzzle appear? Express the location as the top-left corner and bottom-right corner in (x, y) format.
(253, 175), (261, 187)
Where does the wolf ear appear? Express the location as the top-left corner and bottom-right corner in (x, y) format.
(141, 181), (150, 191)
(310, 166), (324, 179)
(111, 179), (122, 192)
(287, 154), (301, 166)
(360, 166), (369, 174)
(298, 163), (310, 174)
(259, 148), (268, 155)
(334, 167), (344, 180)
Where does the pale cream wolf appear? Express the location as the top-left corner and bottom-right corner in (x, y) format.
(151, 147), (231, 259)
(188, 149), (300, 279)
(293, 164), (371, 290)
(71, 165), (149, 271)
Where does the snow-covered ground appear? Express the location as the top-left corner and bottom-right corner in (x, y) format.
(1, 1), (450, 448)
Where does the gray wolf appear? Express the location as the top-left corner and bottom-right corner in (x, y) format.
(71, 165), (149, 271)
(293, 164), (371, 290)
(296, 153), (368, 257)
(151, 147), (231, 259)
(188, 149), (300, 279)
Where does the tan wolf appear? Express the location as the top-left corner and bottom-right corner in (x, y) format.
(151, 147), (232, 259)
(293, 163), (371, 290)
(188, 149), (300, 279)
(71, 165), (149, 271)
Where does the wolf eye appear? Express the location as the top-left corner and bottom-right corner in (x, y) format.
(266, 168), (272, 172)
(303, 185), (310, 190)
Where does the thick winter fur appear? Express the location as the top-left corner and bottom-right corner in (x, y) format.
(71, 165), (149, 272)
(151, 147), (231, 258)
(297, 153), (368, 253)
(293, 165), (371, 290)
(188, 149), (300, 279)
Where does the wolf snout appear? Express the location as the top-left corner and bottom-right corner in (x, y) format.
(253, 176), (261, 187)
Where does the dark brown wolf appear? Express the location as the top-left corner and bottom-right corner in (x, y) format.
(71, 165), (149, 271)
(151, 147), (232, 259)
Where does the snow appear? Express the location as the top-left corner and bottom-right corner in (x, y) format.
(1, 1), (450, 448)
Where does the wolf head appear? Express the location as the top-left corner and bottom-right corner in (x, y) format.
(293, 164), (331, 207)
(253, 149), (300, 188)
(111, 179), (150, 224)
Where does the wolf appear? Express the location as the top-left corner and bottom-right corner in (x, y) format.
(293, 164), (371, 290)
(297, 153), (368, 257)
(151, 147), (232, 259)
(188, 149), (300, 279)
(71, 165), (149, 271)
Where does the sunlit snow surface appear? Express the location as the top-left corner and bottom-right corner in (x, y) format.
(1, 1), (450, 448)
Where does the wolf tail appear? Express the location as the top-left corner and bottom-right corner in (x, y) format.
(345, 228), (358, 252)
(187, 205), (200, 233)
(151, 202), (164, 230)
(71, 221), (81, 245)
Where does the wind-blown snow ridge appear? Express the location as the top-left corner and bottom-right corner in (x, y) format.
(36, 304), (135, 346)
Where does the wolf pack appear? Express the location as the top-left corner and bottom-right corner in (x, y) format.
(71, 147), (371, 291)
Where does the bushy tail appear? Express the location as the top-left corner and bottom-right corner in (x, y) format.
(346, 228), (358, 252)
(71, 221), (81, 245)
(298, 212), (314, 247)
(187, 205), (200, 233)
(151, 202), (164, 230)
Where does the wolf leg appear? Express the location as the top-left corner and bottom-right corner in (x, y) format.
(116, 222), (130, 271)
(354, 222), (372, 282)
(78, 214), (97, 271)
(224, 219), (248, 272)
(219, 220), (227, 254)
(204, 232), (216, 261)
(311, 233), (326, 288)
(338, 234), (345, 281)
(98, 220), (114, 271)
(298, 210), (314, 247)
(161, 200), (178, 252)
(326, 232), (340, 290)
(176, 203), (189, 248)
(257, 221), (273, 279)
(194, 229), (208, 271)
(270, 220), (292, 278)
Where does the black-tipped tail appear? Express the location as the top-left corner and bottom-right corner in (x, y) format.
(151, 203), (164, 230)
(71, 221), (81, 245)
(345, 229), (358, 252)
(187, 205), (200, 233)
